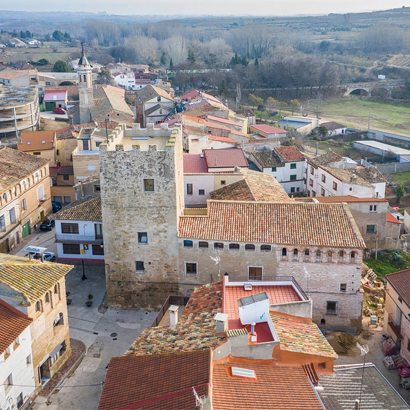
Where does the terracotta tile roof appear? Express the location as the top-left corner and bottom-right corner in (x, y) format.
(318, 364), (409, 409)
(321, 121), (346, 130)
(136, 84), (174, 103)
(315, 196), (388, 204)
(0, 254), (73, 304)
(54, 196), (101, 221)
(179, 201), (365, 248)
(356, 165), (387, 183)
(251, 124), (286, 134)
(98, 350), (210, 410)
(0, 299), (32, 355)
(210, 169), (290, 202)
(276, 146), (305, 162)
(0, 69), (28, 80)
(270, 312), (337, 358)
(126, 282), (226, 356)
(18, 131), (55, 151)
(204, 149), (248, 169)
(212, 357), (324, 410)
(55, 126), (75, 140)
(208, 135), (238, 144)
(386, 211), (402, 224)
(321, 166), (372, 186)
(386, 269), (410, 307)
(91, 86), (134, 119)
(207, 115), (240, 127)
(309, 151), (343, 167)
(0, 147), (49, 195)
(183, 153), (208, 173)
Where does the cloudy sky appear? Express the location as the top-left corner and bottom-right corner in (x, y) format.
(2, 1), (409, 15)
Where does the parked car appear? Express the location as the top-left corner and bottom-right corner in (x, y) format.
(52, 107), (66, 114)
(52, 201), (62, 213)
(31, 252), (56, 262)
(40, 219), (55, 231)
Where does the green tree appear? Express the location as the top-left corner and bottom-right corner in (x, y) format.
(96, 66), (113, 85)
(289, 99), (300, 115)
(52, 30), (64, 42)
(63, 32), (71, 40)
(395, 183), (406, 204)
(187, 49), (195, 65)
(317, 125), (328, 139)
(52, 60), (72, 72)
(249, 93), (263, 109)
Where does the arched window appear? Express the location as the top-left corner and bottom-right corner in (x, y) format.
(350, 251), (356, 264)
(22, 181), (26, 191)
(293, 249), (298, 261)
(281, 248), (287, 259)
(45, 293), (50, 303)
(304, 249), (310, 262)
(327, 251), (332, 263)
(2, 193), (6, 203)
(245, 244), (255, 251)
(316, 250), (321, 262)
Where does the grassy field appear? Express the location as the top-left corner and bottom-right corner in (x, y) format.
(365, 251), (410, 278)
(391, 171), (410, 184)
(317, 97), (410, 136)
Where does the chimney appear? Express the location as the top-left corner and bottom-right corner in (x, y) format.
(223, 272), (229, 286)
(168, 305), (179, 327)
(250, 322), (257, 343)
(215, 312), (228, 333)
(350, 174), (357, 183)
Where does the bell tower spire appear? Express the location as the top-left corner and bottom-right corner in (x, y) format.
(77, 44), (94, 123)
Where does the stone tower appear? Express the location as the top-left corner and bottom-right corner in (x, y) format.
(100, 123), (185, 309)
(78, 45), (94, 124)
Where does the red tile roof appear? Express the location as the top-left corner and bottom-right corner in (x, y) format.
(209, 135), (239, 144)
(276, 146), (305, 162)
(126, 282), (226, 356)
(210, 169), (290, 202)
(212, 357), (324, 410)
(204, 149), (248, 169)
(270, 312), (337, 358)
(179, 201), (365, 248)
(207, 115), (241, 127)
(98, 350), (210, 410)
(18, 131), (55, 151)
(387, 269), (410, 307)
(315, 196), (388, 204)
(386, 211), (402, 225)
(0, 299), (32, 355)
(183, 154), (208, 173)
(251, 124), (286, 134)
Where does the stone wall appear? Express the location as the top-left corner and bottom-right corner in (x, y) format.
(101, 127), (183, 308)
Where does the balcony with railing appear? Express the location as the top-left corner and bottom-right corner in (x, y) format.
(55, 233), (103, 244)
(388, 314), (403, 341)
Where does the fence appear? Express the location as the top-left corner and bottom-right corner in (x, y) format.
(151, 295), (190, 327)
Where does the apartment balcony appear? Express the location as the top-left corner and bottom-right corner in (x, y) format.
(388, 314), (403, 341)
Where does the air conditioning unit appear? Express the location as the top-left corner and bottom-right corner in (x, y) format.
(244, 283), (252, 291)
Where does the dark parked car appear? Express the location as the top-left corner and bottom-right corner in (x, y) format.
(30, 252), (56, 262)
(52, 201), (62, 213)
(40, 219), (55, 231)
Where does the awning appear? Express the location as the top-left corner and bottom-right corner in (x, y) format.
(49, 344), (62, 358)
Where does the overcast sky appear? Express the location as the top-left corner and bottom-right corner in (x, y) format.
(2, 1), (409, 16)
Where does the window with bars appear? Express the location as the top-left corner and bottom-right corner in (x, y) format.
(61, 223), (79, 234)
(62, 243), (81, 254)
(92, 245), (104, 255)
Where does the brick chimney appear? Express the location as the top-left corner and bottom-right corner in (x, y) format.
(168, 305), (179, 327)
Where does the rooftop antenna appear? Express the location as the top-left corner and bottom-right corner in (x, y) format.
(192, 387), (205, 409)
(356, 342), (369, 409)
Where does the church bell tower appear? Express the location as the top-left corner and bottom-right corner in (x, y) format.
(78, 45), (94, 123)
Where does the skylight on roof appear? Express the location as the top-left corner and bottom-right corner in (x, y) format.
(231, 367), (256, 379)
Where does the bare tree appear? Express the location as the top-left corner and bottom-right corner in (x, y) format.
(124, 35), (158, 64)
(162, 35), (188, 66)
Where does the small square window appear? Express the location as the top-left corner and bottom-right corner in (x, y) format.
(321, 188), (325, 196)
(340, 284), (347, 292)
(290, 175), (296, 181)
(310, 167), (314, 175)
(321, 174), (326, 182)
(198, 241), (208, 248)
(183, 240), (193, 247)
(144, 179), (154, 192)
(214, 242), (224, 249)
(309, 178), (313, 187)
(290, 163), (296, 169)
(199, 189), (205, 195)
(271, 167), (277, 172)
(63, 175), (69, 180)
(326, 301), (338, 315)
(229, 243), (240, 250)
(366, 225), (377, 234)
(261, 245), (271, 252)
(370, 205), (377, 212)
(136, 261), (145, 272)
(221, 180), (226, 186)
(185, 262), (197, 275)
(187, 184), (193, 195)
(290, 187), (295, 193)
(138, 232), (148, 243)
(245, 244), (255, 251)
(333, 181), (338, 191)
